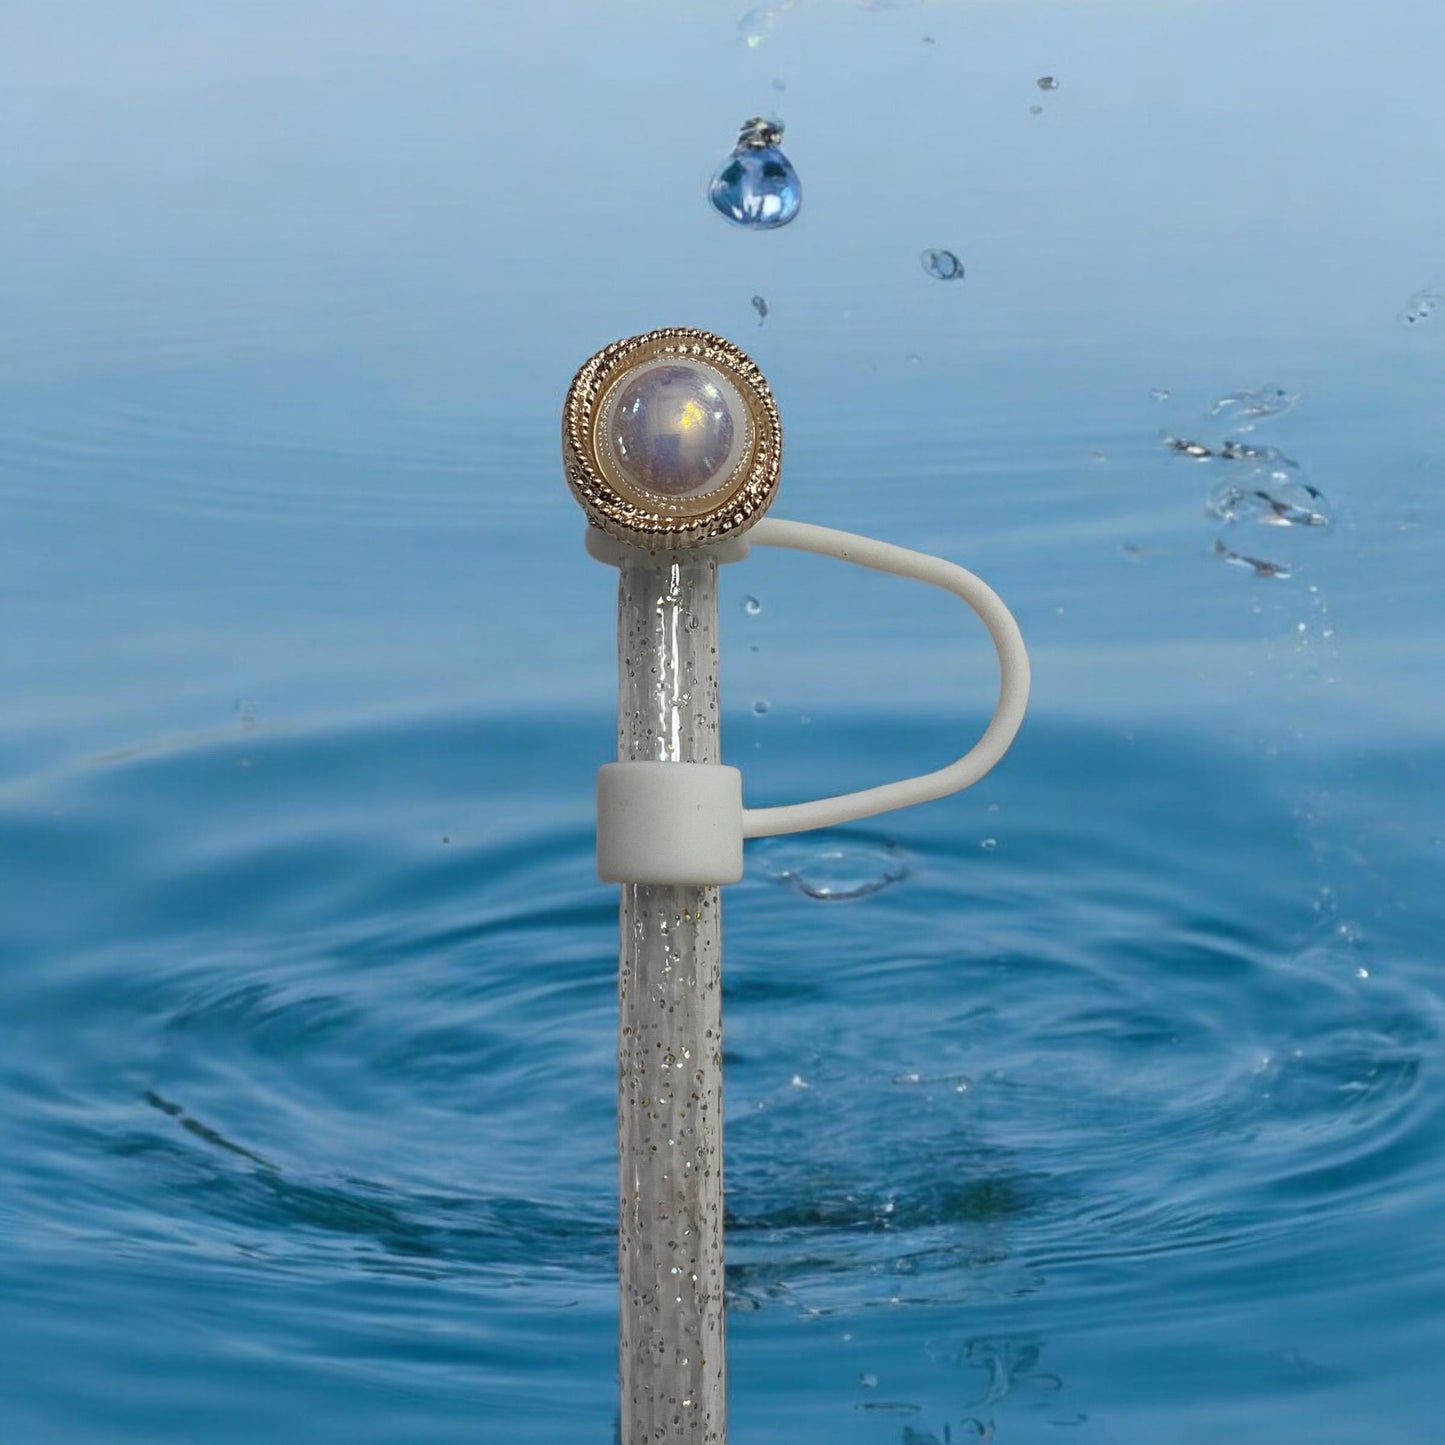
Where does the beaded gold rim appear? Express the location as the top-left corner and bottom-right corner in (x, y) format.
(562, 327), (782, 548)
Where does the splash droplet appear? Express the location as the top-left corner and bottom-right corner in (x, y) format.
(1207, 473), (1332, 529)
(1037, 75), (1059, 91)
(737, 1), (796, 46)
(1399, 286), (1443, 327)
(1212, 538), (1291, 579)
(1210, 385), (1298, 429)
(921, 248), (965, 281)
(759, 837), (911, 901)
(709, 117), (802, 229)
(743, 595), (762, 615)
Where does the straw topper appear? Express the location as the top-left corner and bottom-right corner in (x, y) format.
(562, 326), (1029, 1445)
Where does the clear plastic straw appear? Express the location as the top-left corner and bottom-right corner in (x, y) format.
(616, 549), (725, 1445)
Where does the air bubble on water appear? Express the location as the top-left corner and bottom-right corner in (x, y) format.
(1210, 386), (1299, 429)
(1206, 474), (1332, 528)
(921, 248), (966, 281)
(743, 595), (762, 615)
(1037, 75), (1059, 90)
(752, 699), (770, 715)
(1212, 538), (1291, 579)
(760, 836), (911, 900)
(1399, 286), (1443, 327)
(751, 295), (769, 325)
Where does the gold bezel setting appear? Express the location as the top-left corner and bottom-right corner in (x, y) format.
(563, 327), (782, 547)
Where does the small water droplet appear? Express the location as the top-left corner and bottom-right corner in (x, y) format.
(860, 1373), (879, 1390)
(1150, 387), (1171, 402)
(980, 837), (998, 850)
(906, 352), (922, 365)
(985, 801), (1000, 812)
(1029, 104), (1044, 115)
(737, 1), (797, 46)
(892, 1073), (922, 1086)
(1037, 75), (1059, 90)
(751, 294), (769, 324)
(1164, 434), (1215, 459)
(752, 699), (770, 715)
(790, 1074), (809, 1089)
(1207, 474), (1331, 529)
(771, 77), (787, 91)
(1210, 385), (1298, 430)
(743, 595), (762, 615)
(1399, 286), (1443, 327)
(922, 34), (937, 45)
(709, 117), (802, 229)
(760, 836), (911, 900)
(1212, 537), (1291, 579)
(921, 248), (965, 281)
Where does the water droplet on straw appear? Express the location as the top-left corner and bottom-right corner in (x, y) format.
(709, 117), (801, 229)
(921, 248), (965, 281)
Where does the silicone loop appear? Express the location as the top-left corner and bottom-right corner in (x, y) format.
(740, 518), (1030, 838)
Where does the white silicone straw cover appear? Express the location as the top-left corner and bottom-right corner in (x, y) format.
(739, 517), (1031, 837)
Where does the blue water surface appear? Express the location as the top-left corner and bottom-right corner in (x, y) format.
(2, 2), (1444, 1442)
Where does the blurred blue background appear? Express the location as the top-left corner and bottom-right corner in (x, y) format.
(1, 2), (1442, 1441)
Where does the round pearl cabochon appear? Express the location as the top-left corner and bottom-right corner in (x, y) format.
(603, 359), (750, 499)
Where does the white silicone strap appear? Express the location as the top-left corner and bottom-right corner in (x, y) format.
(739, 518), (1031, 838)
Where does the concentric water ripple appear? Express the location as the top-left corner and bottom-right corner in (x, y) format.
(2, 714), (1440, 1443)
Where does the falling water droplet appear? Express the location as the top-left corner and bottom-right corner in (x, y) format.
(1037, 75), (1059, 91)
(753, 699), (770, 715)
(1399, 286), (1443, 327)
(751, 294), (769, 325)
(743, 595), (762, 615)
(709, 116), (802, 229)
(921, 248), (965, 281)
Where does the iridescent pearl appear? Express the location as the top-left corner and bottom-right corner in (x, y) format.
(708, 116), (801, 230)
(604, 360), (750, 499)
